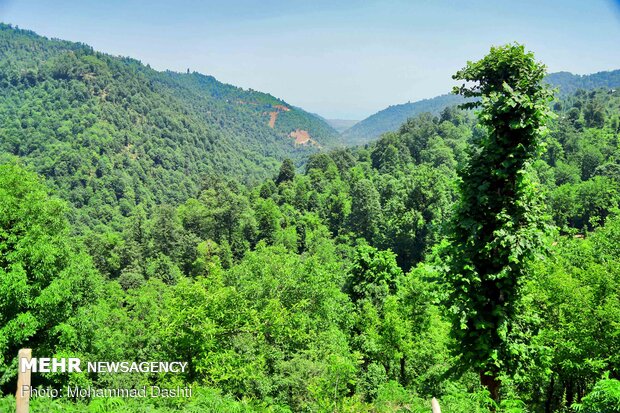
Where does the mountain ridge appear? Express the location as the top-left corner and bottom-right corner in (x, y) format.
(341, 94), (466, 146)
(343, 69), (620, 146)
(0, 22), (339, 227)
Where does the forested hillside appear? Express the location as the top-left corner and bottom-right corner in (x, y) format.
(545, 69), (620, 96)
(0, 23), (339, 229)
(341, 94), (466, 145)
(1, 40), (619, 412)
(343, 69), (620, 145)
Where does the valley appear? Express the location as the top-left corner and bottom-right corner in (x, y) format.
(0, 21), (619, 413)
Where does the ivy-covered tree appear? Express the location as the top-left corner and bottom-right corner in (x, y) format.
(445, 44), (554, 401)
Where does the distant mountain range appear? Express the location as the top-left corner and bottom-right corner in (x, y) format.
(325, 119), (359, 133)
(342, 69), (620, 146)
(545, 70), (620, 96)
(340, 94), (465, 146)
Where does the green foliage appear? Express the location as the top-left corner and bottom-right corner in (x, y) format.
(348, 178), (382, 243)
(522, 218), (620, 410)
(347, 245), (402, 306)
(574, 377), (620, 413)
(0, 162), (102, 391)
(275, 159), (296, 185)
(342, 94), (467, 146)
(445, 44), (554, 396)
(0, 387), (286, 412)
(545, 69), (620, 97)
(1, 26), (619, 412)
(345, 69), (620, 146)
(0, 23), (339, 230)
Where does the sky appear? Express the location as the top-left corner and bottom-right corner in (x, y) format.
(1, 0), (619, 119)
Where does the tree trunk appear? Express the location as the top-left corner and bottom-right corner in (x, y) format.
(480, 370), (501, 405)
(566, 380), (574, 408)
(545, 374), (555, 413)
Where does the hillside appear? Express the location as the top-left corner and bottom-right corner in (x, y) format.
(2, 81), (618, 413)
(155, 71), (340, 148)
(340, 94), (465, 145)
(0, 23), (339, 228)
(343, 69), (620, 145)
(545, 69), (620, 96)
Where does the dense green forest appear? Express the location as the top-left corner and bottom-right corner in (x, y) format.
(0, 24), (619, 413)
(0, 23), (339, 229)
(545, 70), (620, 97)
(342, 69), (620, 146)
(341, 94), (467, 146)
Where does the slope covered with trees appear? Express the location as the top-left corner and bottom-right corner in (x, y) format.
(343, 69), (620, 146)
(0, 36), (619, 412)
(545, 69), (620, 96)
(341, 94), (466, 146)
(0, 23), (339, 229)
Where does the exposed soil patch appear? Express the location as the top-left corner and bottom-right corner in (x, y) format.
(289, 129), (311, 145)
(268, 112), (278, 128)
(267, 105), (290, 128)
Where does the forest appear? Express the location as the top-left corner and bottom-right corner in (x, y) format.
(341, 69), (620, 146)
(0, 24), (619, 413)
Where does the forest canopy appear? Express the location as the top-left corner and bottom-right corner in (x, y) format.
(0, 24), (619, 413)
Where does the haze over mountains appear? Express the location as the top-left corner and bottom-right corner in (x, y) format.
(325, 119), (360, 133)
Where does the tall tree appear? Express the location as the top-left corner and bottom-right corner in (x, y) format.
(445, 44), (553, 401)
(348, 178), (382, 243)
(276, 158), (296, 185)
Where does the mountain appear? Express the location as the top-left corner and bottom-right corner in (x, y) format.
(545, 70), (620, 96)
(0, 23), (339, 227)
(154, 71), (340, 147)
(340, 94), (466, 146)
(325, 119), (359, 133)
(343, 69), (620, 146)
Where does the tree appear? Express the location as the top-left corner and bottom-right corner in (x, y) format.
(150, 204), (182, 257)
(573, 377), (620, 413)
(254, 198), (282, 244)
(346, 245), (402, 307)
(526, 218), (620, 410)
(583, 100), (605, 128)
(445, 44), (553, 401)
(348, 178), (382, 243)
(0, 163), (101, 392)
(276, 158), (296, 185)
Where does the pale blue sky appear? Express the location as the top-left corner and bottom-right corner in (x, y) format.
(1, 0), (619, 119)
